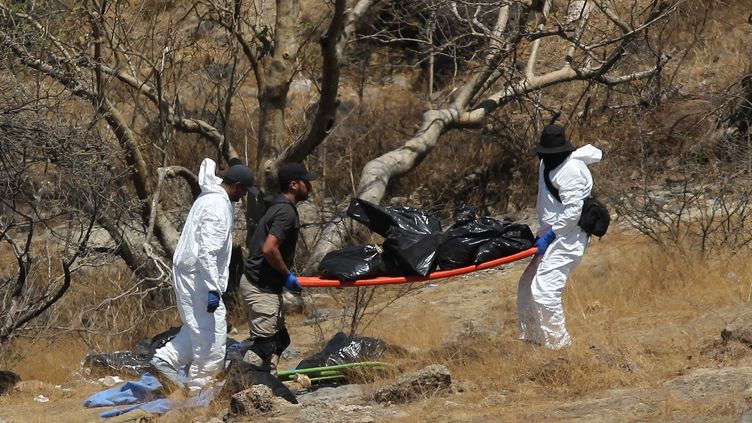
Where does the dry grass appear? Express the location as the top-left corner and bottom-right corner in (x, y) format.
(4, 338), (91, 385)
(353, 232), (752, 421)
(2, 229), (751, 421)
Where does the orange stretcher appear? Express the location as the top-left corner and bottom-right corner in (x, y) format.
(298, 247), (537, 287)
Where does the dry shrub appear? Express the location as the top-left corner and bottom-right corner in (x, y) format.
(0, 259), (178, 381)
(357, 235), (752, 410)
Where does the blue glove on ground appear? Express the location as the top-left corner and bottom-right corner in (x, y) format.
(534, 228), (556, 255)
(284, 272), (302, 291)
(207, 291), (220, 313)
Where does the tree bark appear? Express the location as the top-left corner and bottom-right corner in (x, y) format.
(256, 0), (301, 189)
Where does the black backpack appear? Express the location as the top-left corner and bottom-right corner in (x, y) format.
(543, 171), (610, 237)
(578, 197), (610, 237)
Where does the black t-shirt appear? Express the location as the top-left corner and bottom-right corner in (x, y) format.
(244, 194), (300, 293)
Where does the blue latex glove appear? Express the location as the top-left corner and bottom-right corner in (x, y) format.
(534, 228), (556, 255)
(207, 291), (220, 313)
(284, 272), (302, 291)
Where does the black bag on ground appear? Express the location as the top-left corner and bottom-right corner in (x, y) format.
(347, 198), (443, 276)
(83, 326), (239, 376)
(578, 197), (610, 237)
(475, 223), (535, 263)
(83, 326), (182, 376)
(296, 332), (388, 369)
(452, 203), (477, 226)
(318, 244), (384, 282)
(82, 351), (152, 376)
(0, 370), (20, 396)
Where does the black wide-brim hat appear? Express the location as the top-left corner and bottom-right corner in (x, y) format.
(535, 124), (576, 154)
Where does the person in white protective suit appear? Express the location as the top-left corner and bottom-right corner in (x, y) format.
(516, 124), (602, 350)
(150, 158), (259, 393)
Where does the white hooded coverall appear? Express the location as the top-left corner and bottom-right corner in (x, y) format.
(154, 158), (233, 391)
(517, 145), (602, 349)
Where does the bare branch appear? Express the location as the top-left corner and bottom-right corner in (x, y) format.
(281, 0), (348, 163)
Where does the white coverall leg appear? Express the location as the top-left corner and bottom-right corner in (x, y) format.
(154, 272), (227, 391)
(517, 230), (587, 349)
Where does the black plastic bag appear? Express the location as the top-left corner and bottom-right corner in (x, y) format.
(451, 203), (476, 227)
(347, 198), (441, 236)
(437, 217), (507, 269)
(347, 198), (443, 276)
(296, 332), (387, 369)
(83, 326), (182, 376)
(83, 326), (239, 376)
(82, 351), (151, 376)
(475, 223), (535, 263)
(381, 230), (443, 276)
(318, 244), (384, 282)
(0, 370), (20, 396)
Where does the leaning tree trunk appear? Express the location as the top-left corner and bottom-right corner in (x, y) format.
(302, 0), (672, 273)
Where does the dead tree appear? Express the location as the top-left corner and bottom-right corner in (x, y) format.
(0, 0), (680, 281)
(304, 0), (677, 270)
(0, 111), (112, 342)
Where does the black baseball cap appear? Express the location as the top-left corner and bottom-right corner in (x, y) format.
(223, 164), (260, 196)
(278, 162), (319, 188)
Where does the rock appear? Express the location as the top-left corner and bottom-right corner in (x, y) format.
(282, 290), (304, 314)
(283, 373), (311, 391)
(741, 408), (752, 423)
(33, 394), (49, 403)
(722, 317), (752, 347)
(99, 375), (124, 387)
(0, 370), (20, 395)
(192, 20), (215, 40)
(222, 361), (298, 404)
(296, 384), (365, 404)
(663, 367), (752, 402)
(281, 346), (301, 360)
(230, 385), (274, 416)
(373, 364), (452, 404)
(302, 308), (341, 325)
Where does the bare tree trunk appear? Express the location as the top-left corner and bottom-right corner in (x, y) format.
(281, 0), (347, 163)
(256, 0), (301, 188)
(302, 0), (672, 272)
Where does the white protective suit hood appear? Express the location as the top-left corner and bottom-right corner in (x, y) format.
(172, 158), (234, 293)
(568, 144), (602, 165)
(197, 158), (226, 195)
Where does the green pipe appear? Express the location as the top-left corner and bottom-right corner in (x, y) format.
(277, 361), (389, 379)
(308, 374), (348, 382)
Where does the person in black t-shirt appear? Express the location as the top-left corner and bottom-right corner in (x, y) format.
(239, 162), (318, 373)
